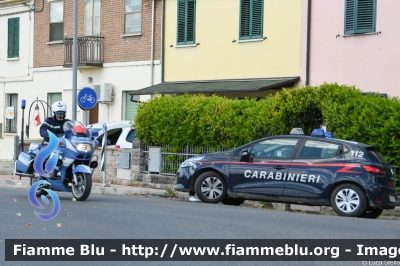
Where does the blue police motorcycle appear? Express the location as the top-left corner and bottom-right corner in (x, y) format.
(14, 121), (99, 201)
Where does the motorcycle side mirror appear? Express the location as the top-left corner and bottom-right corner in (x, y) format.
(91, 132), (98, 139)
(65, 130), (72, 138)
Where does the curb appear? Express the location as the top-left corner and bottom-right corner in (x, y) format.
(0, 178), (189, 199)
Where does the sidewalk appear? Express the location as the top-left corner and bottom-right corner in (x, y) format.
(0, 160), (189, 199)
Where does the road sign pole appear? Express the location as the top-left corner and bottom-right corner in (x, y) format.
(101, 124), (108, 187)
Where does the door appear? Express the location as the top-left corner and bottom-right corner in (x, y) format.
(89, 103), (98, 124)
(229, 138), (300, 196)
(283, 139), (344, 199)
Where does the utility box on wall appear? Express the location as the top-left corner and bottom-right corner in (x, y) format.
(148, 146), (161, 173)
(94, 83), (114, 103)
(118, 152), (131, 169)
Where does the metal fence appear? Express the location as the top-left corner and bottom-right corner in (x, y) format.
(64, 36), (104, 64)
(142, 144), (235, 175)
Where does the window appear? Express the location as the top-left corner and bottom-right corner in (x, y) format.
(5, 94), (18, 133)
(125, 0), (141, 34)
(47, 93), (62, 116)
(240, 0), (263, 40)
(345, 0), (376, 35)
(50, 1), (64, 41)
(250, 138), (298, 159)
(97, 128), (122, 146)
(124, 93), (139, 121)
(299, 140), (339, 159)
(126, 129), (136, 143)
(8, 17), (19, 58)
(177, 0), (196, 45)
(86, 0), (101, 36)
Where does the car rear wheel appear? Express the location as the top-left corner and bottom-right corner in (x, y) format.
(221, 197), (245, 206)
(358, 208), (383, 219)
(330, 184), (366, 217)
(195, 172), (226, 203)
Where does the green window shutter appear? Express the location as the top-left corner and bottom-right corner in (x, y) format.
(14, 17), (19, 57)
(240, 0), (251, 39)
(49, 93), (62, 105)
(177, 0), (196, 45)
(177, 0), (186, 43)
(240, 0), (263, 40)
(345, 0), (375, 35)
(186, 0), (195, 43)
(345, 0), (355, 34)
(251, 0), (263, 38)
(125, 95), (139, 121)
(8, 18), (19, 58)
(7, 18), (14, 58)
(48, 93), (62, 116)
(355, 0), (375, 33)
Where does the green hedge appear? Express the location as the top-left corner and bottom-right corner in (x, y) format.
(135, 83), (400, 184)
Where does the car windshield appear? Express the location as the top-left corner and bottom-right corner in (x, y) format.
(63, 121), (89, 137)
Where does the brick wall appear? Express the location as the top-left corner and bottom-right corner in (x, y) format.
(34, 0), (162, 68)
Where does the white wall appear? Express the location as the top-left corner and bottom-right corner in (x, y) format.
(0, 1), (35, 161)
(0, 61), (161, 160)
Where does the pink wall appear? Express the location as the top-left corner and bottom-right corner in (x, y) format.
(301, 0), (400, 98)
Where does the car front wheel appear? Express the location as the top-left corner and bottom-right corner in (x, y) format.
(195, 172), (226, 203)
(330, 184), (366, 217)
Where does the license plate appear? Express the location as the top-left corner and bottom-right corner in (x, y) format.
(389, 195), (396, 202)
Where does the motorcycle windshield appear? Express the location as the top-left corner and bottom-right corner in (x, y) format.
(64, 121), (89, 137)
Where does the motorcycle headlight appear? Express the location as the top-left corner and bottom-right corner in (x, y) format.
(76, 143), (92, 152)
(180, 156), (204, 168)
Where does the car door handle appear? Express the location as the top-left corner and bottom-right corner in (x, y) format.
(274, 165), (285, 170)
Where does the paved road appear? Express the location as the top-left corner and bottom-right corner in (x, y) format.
(1, 187), (400, 266)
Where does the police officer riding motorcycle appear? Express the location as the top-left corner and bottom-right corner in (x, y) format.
(40, 101), (70, 143)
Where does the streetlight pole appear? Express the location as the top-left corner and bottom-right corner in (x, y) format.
(72, 0), (78, 121)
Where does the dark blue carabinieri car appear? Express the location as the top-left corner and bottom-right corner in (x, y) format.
(175, 128), (397, 218)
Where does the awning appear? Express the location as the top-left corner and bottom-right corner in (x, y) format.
(129, 76), (300, 98)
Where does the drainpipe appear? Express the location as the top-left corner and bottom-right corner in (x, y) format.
(161, 0), (165, 83)
(150, 0), (155, 87)
(305, 0), (311, 86)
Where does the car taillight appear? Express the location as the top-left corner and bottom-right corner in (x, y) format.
(115, 145), (120, 149)
(361, 165), (385, 176)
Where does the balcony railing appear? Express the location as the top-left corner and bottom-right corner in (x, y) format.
(64, 36), (104, 68)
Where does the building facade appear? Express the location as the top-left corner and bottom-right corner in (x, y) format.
(133, 0), (303, 98)
(0, 0), (35, 160)
(301, 0), (400, 98)
(0, 0), (162, 160)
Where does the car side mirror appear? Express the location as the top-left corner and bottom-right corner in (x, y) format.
(240, 149), (251, 162)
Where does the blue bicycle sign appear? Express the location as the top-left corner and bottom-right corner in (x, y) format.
(80, 94), (96, 104)
(78, 87), (97, 110)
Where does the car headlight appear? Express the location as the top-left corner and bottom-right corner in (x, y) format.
(180, 156), (204, 168)
(76, 143), (92, 152)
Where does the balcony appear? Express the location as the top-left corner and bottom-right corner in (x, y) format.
(63, 36), (104, 68)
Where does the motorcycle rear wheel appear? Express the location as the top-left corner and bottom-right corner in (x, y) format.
(31, 172), (48, 197)
(72, 173), (92, 201)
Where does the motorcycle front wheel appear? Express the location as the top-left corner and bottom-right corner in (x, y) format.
(72, 173), (92, 201)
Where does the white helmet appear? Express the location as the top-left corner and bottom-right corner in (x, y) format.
(52, 101), (67, 115)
